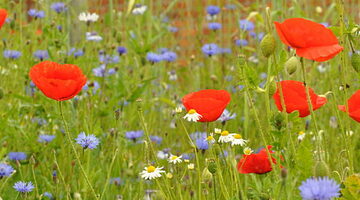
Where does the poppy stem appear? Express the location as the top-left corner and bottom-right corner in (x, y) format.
(300, 58), (321, 161)
(58, 101), (99, 200)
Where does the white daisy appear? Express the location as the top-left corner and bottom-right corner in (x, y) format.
(140, 166), (165, 180)
(78, 12), (99, 23)
(230, 134), (248, 146)
(183, 109), (202, 122)
(243, 147), (253, 155)
(132, 5), (147, 15)
(206, 133), (215, 144)
(168, 155), (183, 164)
(218, 130), (234, 143)
(297, 131), (306, 141)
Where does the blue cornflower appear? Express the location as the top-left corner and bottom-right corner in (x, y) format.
(206, 5), (220, 16)
(299, 177), (340, 200)
(208, 22), (222, 30)
(75, 132), (100, 149)
(51, 2), (67, 13)
(8, 152), (27, 161)
(239, 19), (254, 31)
(68, 48), (84, 58)
(217, 109), (236, 123)
(93, 64), (116, 77)
(117, 46), (127, 55)
(110, 177), (123, 186)
(0, 163), (14, 178)
(158, 48), (169, 54)
(202, 43), (219, 56)
(99, 54), (120, 64)
(86, 32), (103, 41)
(43, 192), (54, 199)
(168, 26), (179, 33)
(235, 39), (248, 47)
(3, 50), (21, 59)
(28, 9), (45, 19)
(196, 138), (209, 150)
(161, 51), (177, 62)
(38, 135), (56, 143)
(82, 81), (100, 94)
(150, 135), (162, 144)
(13, 181), (34, 193)
(181, 153), (193, 160)
(33, 50), (49, 61)
(146, 52), (162, 63)
(125, 130), (144, 141)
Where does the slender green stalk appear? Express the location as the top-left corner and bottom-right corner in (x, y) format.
(100, 148), (119, 199)
(58, 101), (99, 200)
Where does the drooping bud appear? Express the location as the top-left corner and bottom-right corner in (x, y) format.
(260, 34), (276, 57)
(285, 56), (300, 75)
(351, 52), (360, 72)
(313, 160), (330, 177)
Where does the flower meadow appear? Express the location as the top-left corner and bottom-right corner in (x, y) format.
(1, 0), (360, 199)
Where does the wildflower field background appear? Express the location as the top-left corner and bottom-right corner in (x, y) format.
(0, 0), (360, 199)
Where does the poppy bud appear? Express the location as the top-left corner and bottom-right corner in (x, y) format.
(313, 160), (330, 177)
(260, 34), (276, 57)
(268, 80), (277, 97)
(281, 168), (288, 179)
(285, 56), (299, 75)
(351, 52), (360, 73)
(207, 161), (217, 174)
(201, 167), (213, 183)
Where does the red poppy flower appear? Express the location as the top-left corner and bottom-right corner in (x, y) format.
(182, 89), (231, 122)
(29, 61), (87, 101)
(338, 90), (360, 122)
(274, 18), (343, 62)
(273, 80), (327, 117)
(0, 9), (7, 29)
(237, 146), (277, 174)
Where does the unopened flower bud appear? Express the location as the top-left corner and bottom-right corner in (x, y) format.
(207, 161), (217, 174)
(351, 52), (360, 73)
(285, 56), (299, 75)
(313, 160), (330, 177)
(260, 34), (276, 57)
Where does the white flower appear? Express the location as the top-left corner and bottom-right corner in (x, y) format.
(174, 106), (183, 113)
(230, 134), (248, 146)
(218, 130), (234, 143)
(132, 5), (147, 15)
(183, 109), (202, 122)
(140, 166), (165, 180)
(78, 12), (99, 23)
(157, 151), (169, 159)
(243, 147), (253, 155)
(86, 32), (102, 41)
(346, 130), (354, 136)
(297, 131), (306, 141)
(187, 163), (195, 170)
(205, 133), (215, 144)
(214, 128), (222, 134)
(168, 155), (182, 164)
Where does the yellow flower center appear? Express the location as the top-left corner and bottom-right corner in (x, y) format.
(170, 156), (178, 160)
(233, 134), (242, 139)
(206, 136), (214, 141)
(244, 148), (252, 155)
(188, 109), (197, 114)
(298, 131), (305, 135)
(147, 166), (156, 173)
(221, 131), (229, 136)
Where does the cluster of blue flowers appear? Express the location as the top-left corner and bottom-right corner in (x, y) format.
(146, 49), (177, 64)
